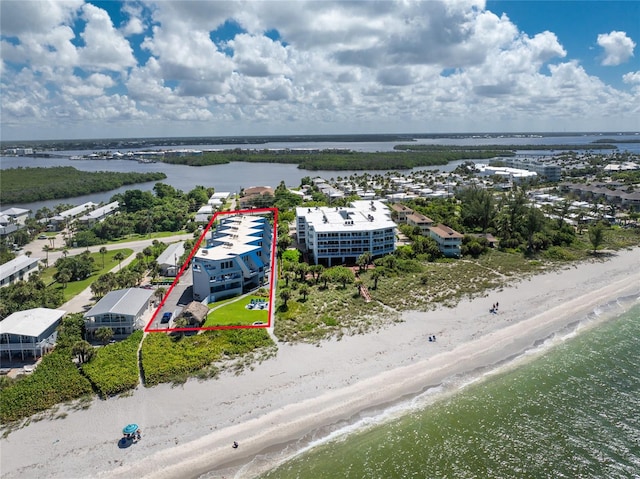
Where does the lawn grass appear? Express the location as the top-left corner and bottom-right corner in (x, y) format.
(105, 230), (188, 245)
(40, 248), (133, 302)
(204, 295), (269, 326)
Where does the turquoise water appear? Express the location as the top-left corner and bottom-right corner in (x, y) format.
(261, 301), (640, 479)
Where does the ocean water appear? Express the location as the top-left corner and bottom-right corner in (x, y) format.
(259, 298), (640, 479)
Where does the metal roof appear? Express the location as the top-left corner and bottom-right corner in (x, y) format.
(0, 255), (41, 282)
(0, 308), (66, 338)
(84, 288), (153, 318)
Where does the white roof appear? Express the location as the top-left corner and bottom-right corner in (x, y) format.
(296, 200), (395, 233)
(54, 202), (97, 220)
(0, 308), (66, 338)
(1, 207), (29, 216)
(194, 216), (266, 261)
(210, 192), (231, 199)
(0, 255), (41, 282)
(156, 242), (185, 266)
(79, 201), (118, 220)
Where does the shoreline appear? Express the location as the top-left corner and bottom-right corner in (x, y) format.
(1, 248), (639, 479)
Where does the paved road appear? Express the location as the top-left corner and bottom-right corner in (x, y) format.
(22, 233), (194, 314)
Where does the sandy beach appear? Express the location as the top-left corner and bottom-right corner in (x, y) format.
(2, 248), (639, 479)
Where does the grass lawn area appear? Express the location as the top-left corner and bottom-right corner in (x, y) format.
(204, 295), (269, 327)
(106, 230), (188, 245)
(41, 248), (133, 302)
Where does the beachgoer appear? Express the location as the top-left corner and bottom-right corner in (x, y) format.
(433, 335), (436, 341)
(428, 336), (433, 342)
(233, 441), (239, 449)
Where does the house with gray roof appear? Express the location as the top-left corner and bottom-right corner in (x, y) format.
(156, 242), (185, 277)
(0, 308), (66, 360)
(0, 255), (41, 288)
(84, 288), (153, 339)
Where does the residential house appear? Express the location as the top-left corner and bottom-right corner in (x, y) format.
(406, 212), (434, 235)
(428, 224), (464, 257)
(0, 308), (66, 360)
(0, 255), (41, 287)
(238, 186), (274, 208)
(0, 207), (30, 226)
(77, 201), (119, 226)
(84, 288), (153, 339)
(156, 242), (186, 277)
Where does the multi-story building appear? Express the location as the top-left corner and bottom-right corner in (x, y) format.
(192, 214), (272, 303)
(502, 158), (561, 182)
(84, 288), (153, 339)
(0, 255), (41, 287)
(0, 308), (66, 360)
(428, 224), (464, 258)
(406, 212), (434, 235)
(296, 200), (396, 266)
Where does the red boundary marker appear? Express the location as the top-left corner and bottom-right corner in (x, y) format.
(144, 207), (278, 333)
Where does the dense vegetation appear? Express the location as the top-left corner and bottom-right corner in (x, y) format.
(81, 331), (142, 397)
(141, 328), (274, 386)
(159, 149), (512, 170)
(0, 314), (93, 424)
(1, 167), (167, 203)
(0, 273), (64, 318)
(71, 183), (211, 246)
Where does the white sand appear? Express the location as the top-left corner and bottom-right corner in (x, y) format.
(2, 248), (639, 479)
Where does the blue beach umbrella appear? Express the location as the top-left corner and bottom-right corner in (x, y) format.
(122, 424), (139, 435)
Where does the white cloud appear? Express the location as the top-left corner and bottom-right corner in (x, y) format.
(1, 0), (639, 138)
(597, 31), (636, 66)
(78, 3), (137, 71)
(623, 71), (640, 84)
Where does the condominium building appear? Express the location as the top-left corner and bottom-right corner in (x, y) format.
(192, 214), (272, 303)
(428, 224), (464, 258)
(296, 200), (396, 266)
(502, 158), (561, 182)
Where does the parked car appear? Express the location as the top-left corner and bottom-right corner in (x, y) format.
(161, 312), (172, 324)
(38, 234), (48, 240)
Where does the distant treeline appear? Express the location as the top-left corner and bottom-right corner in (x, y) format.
(393, 144), (618, 151)
(1, 167), (167, 204)
(160, 149), (513, 170)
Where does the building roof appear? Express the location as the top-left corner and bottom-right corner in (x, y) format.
(390, 203), (414, 213)
(429, 224), (463, 239)
(79, 201), (119, 221)
(53, 202), (97, 221)
(0, 308), (66, 337)
(156, 242), (185, 266)
(84, 288), (153, 318)
(407, 212), (434, 225)
(0, 255), (41, 282)
(296, 200), (395, 233)
(194, 215), (267, 261)
(1, 207), (30, 216)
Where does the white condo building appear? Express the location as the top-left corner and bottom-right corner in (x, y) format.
(192, 214), (272, 303)
(296, 200), (397, 266)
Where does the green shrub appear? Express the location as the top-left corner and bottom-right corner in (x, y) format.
(141, 329), (273, 386)
(82, 331), (142, 397)
(544, 246), (578, 261)
(0, 350), (93, 423)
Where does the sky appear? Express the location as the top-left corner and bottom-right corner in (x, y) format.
(1, 0), (639, 141)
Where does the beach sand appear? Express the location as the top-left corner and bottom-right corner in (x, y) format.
(1, 248), (639, 479)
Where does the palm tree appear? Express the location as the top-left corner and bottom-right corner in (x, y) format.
(370, 268), (384, 290)
(113, 251), (125, 271)
(42, 244), (51, 265)
(588, 223), (605, 254)
(99, 246), (107, 269)
(357, 252), (372, 272)
(95, 327), (113, 346)
(154, 287), (167, 303)
(72, 340), (94, 364)
(299, 284), (309, 301)
(279, 288), (291, 307)
(55, 269), (71, 289)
